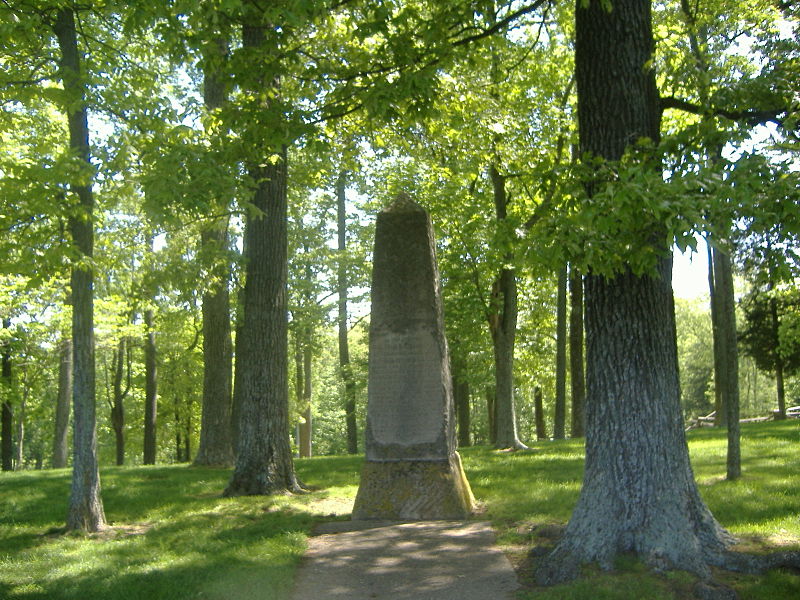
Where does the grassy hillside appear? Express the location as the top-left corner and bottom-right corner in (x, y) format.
(1, 421), (797, 599)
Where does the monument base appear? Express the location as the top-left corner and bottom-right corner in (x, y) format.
(352, 452), (475, 520)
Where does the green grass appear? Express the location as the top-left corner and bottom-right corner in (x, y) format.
(0, 422), (797, 599)
(458, 420), (800, 599)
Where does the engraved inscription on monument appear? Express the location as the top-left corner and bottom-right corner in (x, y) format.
(367, 330), (446, 452)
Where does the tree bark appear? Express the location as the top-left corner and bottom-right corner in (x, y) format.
(538, 0), (729, 583)
(298, 342), (312, 458)
(712, 248), (741, 480)
(452, 358), (471, 447)
(143, 306), (158, 464)
(488, 164), (526, 449)
(554, 264), (568, 439)
(194, 31), (234, 467)
(2, 318), (12, 472)
(194, 222), (234, 466)
(769, 288), (787, 419)
(486, 386), (497, 445)
(54, 7), (105, 532)
(534, 386), (547, 441)
(569, 269), (585, 438)
(110, 337), (126, 466)
(53, 337), (72, 468)
(224, 19), (300, 496)
(707, 239), (726, 426)
(337, 170), (358, 455)
(14, 377), (26, 469)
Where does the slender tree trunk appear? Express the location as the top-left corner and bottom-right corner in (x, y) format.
(298, 343), (312, 458)
(15, 378), (26, 469)
(225, 19), (300, 496)
(486, 387), (497, 445)
(184, 402), (191, 462)
(143, 306), (158, 464)
(337, 170), (358, 454)
(488, 164), (526, 449)
(712, 248), (740, 479)
(2, 318), (12, 472)
(769, 290), (787, 419)
(110, 338), (126, 466)
(294, 334), (303, 455)
(53, 337), (72, 468)
(538, 0), (729, 583)
(54, 7), (105, 532)
(452, 358), (471, 447)
(707, 239), (726, 426)
(554, 264), (568, 439)
(194, 32), (234, 467)
(534, 386), (547, 441)
(174, 397), (186, 462)
(569, 269), (585, 438)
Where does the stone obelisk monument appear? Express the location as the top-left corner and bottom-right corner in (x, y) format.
(352, 194), (474, 520)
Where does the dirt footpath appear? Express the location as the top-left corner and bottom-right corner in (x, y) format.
(290, 520), (519, 600)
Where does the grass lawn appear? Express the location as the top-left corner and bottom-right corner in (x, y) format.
(1, 421), (798, 599)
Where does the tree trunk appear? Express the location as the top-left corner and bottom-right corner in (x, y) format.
(337, 170), (359, 454)
(15, 379), (26, 469)
(538, 0), (729, 583)
(194, 32), (234, 467)
(569, 269), (585, 438)
(534, 386), (547, 441)
(707, 239), (726, 426)
(298, 343), (312, 458)
(488, 164), (526, 450)
(712, 248), (741, 480)
(143, 306), (158, 464)
(2, 318), (12, 472)
(769, 290), (787, 419)
(452, 359), (471, 448)
(194, 222), (234, 466)
(53, 337), (72, 468)
(54, 7), (105, 532)
(110, 338), (126, 466)
(486, 387), (497, 445)
(554, 264), (568, 439)
(225, 20), (299, 496)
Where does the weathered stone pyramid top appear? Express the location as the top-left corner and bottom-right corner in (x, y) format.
(384, 191), (426, 213)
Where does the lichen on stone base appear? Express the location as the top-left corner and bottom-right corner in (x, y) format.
(352, 452), (474, 520)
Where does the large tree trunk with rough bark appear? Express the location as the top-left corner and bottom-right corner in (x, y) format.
(194, 223), (234, 466)
(711, 248), (741, 479)
(554, 264), (567, 439)
(488, 164), (525, 450)
(53, 337), (72, 468)
(224, 19), (299, 496)
(194, 32), (234, 467)
(2, 318), (12, 472)
(336, 171), (358, 455)
(569, 269), (585, 438)
(54, 7), (105, 532)
(537, 0), (730, 583)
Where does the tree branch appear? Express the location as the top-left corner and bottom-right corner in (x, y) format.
(451, 0), (552, 47)
(660, 96), (790, 127)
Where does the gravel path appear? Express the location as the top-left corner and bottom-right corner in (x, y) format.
(290, 520), (519, 600)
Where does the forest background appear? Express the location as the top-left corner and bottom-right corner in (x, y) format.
(0, 0), (798, 474)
